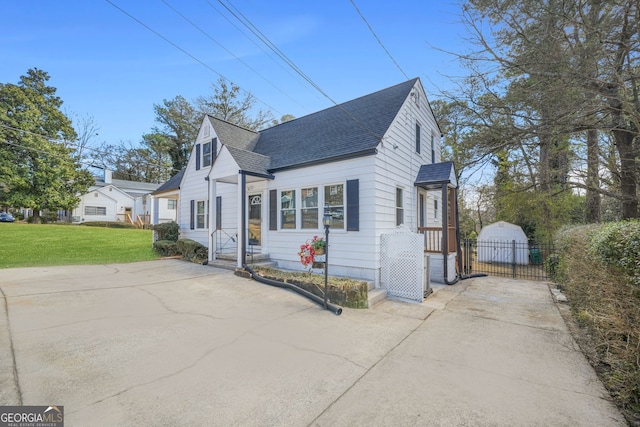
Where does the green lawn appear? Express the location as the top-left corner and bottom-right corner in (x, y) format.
(0, 223), (159, 268)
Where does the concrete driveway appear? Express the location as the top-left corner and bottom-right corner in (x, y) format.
(0, 260), (625, 426)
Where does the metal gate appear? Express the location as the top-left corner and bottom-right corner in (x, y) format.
(461, 238), (556, 281)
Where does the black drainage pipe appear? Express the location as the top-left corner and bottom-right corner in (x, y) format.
(244, 265), (343, 315)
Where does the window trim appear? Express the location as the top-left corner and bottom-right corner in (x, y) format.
(280, 189), (296, 229)
(276, 182), (348, 231)
(195, 200), (208, 229)
(301, 187), (319, 229)
(396, 187), (404, 226)
(202, 141), (212, 167)
(84, 206), (106, 216)
(431, 133), (436, 164)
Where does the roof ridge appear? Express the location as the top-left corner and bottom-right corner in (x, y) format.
(207, 114), (260, 134)
(260, 77), (420, 133)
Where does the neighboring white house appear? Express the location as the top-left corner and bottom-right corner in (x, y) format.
(72, 169), (163, 226)
(477, 221), (530, 265)
(149, 169), (183, 224)
(153, 78), (459, 284)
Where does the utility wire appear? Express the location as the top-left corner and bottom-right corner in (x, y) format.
(204, 0), (317, 98)
(104, 0), (283, 117)
(348, 0), (410, 80)
(216, 0), (386, 140)
(160, 0), (305, 109)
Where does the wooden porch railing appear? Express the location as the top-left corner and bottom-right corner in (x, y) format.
(418, 227), (457, 254)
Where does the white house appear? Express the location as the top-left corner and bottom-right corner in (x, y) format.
(72, 169), (164, 226)
(153, 78), (459, 285)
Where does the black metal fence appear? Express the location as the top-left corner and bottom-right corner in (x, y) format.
(460, 238), (556, 281)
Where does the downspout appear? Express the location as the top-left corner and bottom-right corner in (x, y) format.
(244, 265), (342, 315)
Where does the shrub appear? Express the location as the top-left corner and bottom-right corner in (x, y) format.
(153, 221), (179, 242)
(80, 221), (137, 229)
(588, 220), (640, 286)
(554, 222), (640, 423)
(14, 212), (24, 221)
(176, 238), (208, 264)
(40, 211), (59, 224)
(153, 240), (180, 257)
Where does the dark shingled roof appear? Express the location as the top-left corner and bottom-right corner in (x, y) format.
(253, 78), (419, 171)
(152, 168), (184, 195)
(414, 161), (456, 188)
(226, 146), (272, 177)
(207, 115), (259, 151)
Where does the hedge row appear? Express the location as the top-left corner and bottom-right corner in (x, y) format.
(554, 222), (640, 424)
(153, 238), (208, 264)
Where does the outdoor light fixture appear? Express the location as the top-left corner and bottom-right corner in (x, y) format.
(323, 205), (332, 309)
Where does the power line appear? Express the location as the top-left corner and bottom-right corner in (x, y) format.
(160, 0), (306, 110)
(204, 0), (317, 99)
(104, 0), (283, 117)
(348, 0), (410, 81)
(215, 0), (386, 140)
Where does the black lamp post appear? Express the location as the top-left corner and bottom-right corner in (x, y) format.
(323, 205), (332, 309)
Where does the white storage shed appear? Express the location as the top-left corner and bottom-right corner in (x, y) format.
(477, 221), (529, 265)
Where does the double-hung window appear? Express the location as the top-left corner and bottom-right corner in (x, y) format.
(324, 184), (344, 229)
(396, 188), (404, 226)
(301, 187), (318, 229)
(167, 200), (177, 210)
(280, 190), (296, 229)
(202, 141), (212, 167)
(196, 200), (208, 229)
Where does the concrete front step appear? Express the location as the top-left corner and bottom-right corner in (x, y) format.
(368, 288), (387, 308)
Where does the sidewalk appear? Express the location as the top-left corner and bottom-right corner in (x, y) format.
(0, 261), (625, 426)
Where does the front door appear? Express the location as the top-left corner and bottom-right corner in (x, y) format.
(248, 194), (262, 246)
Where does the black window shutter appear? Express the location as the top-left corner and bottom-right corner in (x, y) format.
(195, 144), (201, 170)
(269, 189), (277, 230)
(211, 138), (218, 164)
(415, 123), (421, 154)
(216, 196), (222, 230)
(190, 200), (195, 230)
(346, 179), (359, 231)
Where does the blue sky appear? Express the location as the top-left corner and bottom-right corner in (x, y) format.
(2, 0), (469, 146)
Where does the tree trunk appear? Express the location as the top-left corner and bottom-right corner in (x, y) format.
(614, 129), (639, 219)
(586, 128), (601, 222)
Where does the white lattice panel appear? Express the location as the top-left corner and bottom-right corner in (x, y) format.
(381, 226), (425, 302)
